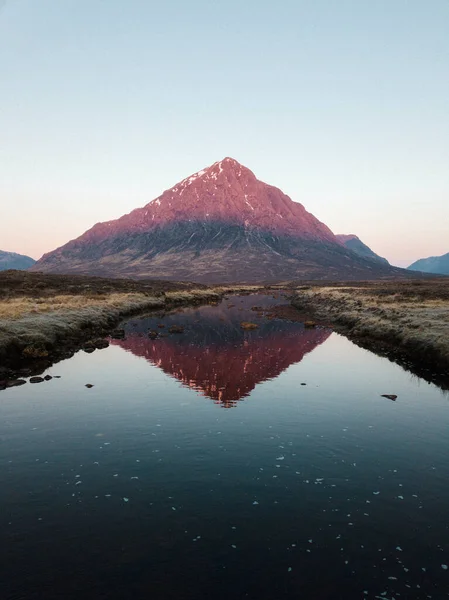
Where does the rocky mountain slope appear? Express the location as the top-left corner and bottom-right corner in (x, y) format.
(0, 250), (35, 271)
(33, 158), (403, 283)
(408, 252), (449, 275)
(336, 234), (389, 264)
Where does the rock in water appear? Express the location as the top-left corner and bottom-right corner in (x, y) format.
(240, 322), (259, 330)
(168, 325), (184, 334)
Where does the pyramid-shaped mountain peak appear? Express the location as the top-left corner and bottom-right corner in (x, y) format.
(181, 157), (255, 186)
(33, 159), (399, 283)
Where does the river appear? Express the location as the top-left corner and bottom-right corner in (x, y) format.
(1, 293), (448, 599)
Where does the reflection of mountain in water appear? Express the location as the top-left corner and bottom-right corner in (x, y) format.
(113, 295), (332, 407)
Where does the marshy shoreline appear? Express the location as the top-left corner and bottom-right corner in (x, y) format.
(290, 279), (449, 390)
(0, 271), (263, 385)
(1, 271), (448, 392)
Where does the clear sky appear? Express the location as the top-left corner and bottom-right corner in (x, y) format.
(1, 0), (448, 266)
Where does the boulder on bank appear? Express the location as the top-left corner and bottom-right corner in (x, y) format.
(1, 379), (27, 389)
(110, 329), (126, 339)
(84, 338), (110, 350)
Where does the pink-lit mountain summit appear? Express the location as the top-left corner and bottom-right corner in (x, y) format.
(33, 158), (399, 282)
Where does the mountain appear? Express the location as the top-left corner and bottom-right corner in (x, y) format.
(335, 234), (389, 264)
(0, 250), (35, 271)
(408, 252), (449, 275)
(32, 157), (402, 283)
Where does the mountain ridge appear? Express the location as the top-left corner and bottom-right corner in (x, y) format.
(0, 250), (35, 271)
(408, 252), (449, 275)
(335, 234), (389, 265)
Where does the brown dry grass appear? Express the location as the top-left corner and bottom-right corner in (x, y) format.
(292, 280), (449, 372)
(0, 292), (161, 320)
(0, 272), (265, 367)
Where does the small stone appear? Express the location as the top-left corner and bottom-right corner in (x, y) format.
(240, 322), (258, 330)
(44, 375), (52, 381)
(381, 394), (397, 401)
(29, 377), (44, 384)
(169, 325), (184, 334)
(85, 384), (94, 388)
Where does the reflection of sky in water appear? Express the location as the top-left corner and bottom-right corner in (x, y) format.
(1, 295), (449, 600)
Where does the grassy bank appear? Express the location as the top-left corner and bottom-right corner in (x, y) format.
(291, 279), (449, 387)
(0, 271), (261, 377)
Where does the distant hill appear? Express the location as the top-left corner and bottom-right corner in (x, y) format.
(336, 234), (389, 265)
(0, 250), (35, 271)
(408, 252), (449, 275)
(32, 157), (404, 283)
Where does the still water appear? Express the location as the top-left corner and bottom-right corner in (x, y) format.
(1, 294), (448, 600)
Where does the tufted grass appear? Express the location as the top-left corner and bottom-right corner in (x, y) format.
(291, 282), (449, 370)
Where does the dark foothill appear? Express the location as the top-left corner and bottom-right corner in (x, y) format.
(85, 384), (94, 388)
(148, 330), (159, 339)
(381, 394), (397, 401)
(44, 375), (52, 381)
(169, 325), (184, 334)
(29, 377), (45, 384)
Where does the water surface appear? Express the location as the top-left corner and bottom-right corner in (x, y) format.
(1, 294), (448, 599)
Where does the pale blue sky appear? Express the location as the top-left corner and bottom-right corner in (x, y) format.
(1, 0), (448, 266)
